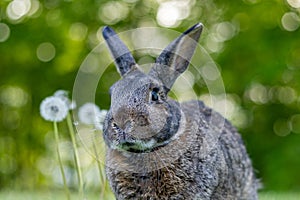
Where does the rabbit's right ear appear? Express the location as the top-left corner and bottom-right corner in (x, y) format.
(149, 23), (203, 91)
(102, 26), (136, 77)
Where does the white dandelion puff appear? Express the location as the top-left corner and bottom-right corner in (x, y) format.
(99, 110), (108, 122)
(54, 90), (76, 110)
(40, 96), (68, 122)
(78, 102), (101, 125)
(69, 100), (77, 110)
(54, 90), (69, 98)
(95, 110), (108, 130)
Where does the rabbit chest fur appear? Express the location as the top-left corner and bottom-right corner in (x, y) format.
(101, 23), (258, 200)
(105, 101), (258, 200)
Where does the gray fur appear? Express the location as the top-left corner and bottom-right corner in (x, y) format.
(149, 23), (202, 91)
(102, 26), (136, 76)
(102, 23), (258, 199)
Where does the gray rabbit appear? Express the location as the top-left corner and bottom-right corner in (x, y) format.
(101, 23), (259, 200)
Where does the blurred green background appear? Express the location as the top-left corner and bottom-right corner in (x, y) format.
(1, 0), (300, 198)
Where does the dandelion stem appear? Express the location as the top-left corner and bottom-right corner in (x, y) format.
(92, 133), (105, 198)
(66, 113), (84, 199)
(53, 122), (70, 200)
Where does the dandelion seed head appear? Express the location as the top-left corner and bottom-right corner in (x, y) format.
(78, 103), (101, 125)
(54, 90), (69, 98)
(54, 90), (76, 110)
(95, 110), (108, 131)
(40, 96), (68, 122)
(99, 110), (108, 121)
(69, 101), (77, 110)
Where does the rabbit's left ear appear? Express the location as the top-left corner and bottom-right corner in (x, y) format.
(102, 26), (137, 77)
(149, 23), (203, 91)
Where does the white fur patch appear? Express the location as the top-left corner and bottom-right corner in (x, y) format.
(133, 138), (156, 150)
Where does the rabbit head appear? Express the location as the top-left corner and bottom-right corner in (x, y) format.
(102, 24), (203, 153)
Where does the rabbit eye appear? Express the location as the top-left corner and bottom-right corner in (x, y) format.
(151, 87), (160, 101)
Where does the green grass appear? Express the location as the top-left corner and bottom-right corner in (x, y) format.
(0, 190), (115, 200)
(259, 192), (300, 200)
(0, 190), (299, 199)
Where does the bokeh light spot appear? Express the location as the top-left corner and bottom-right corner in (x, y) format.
(273, 118), (291, 137)
(6, 0), (32, 21)
(27, 0), (41, 17)
(69, 22), (88, 41)
(157, 2), (180, 28)
(0, 85), (29, 108)
(0, 23), (10, 42)
(37, 157), (55, 176)
(287, 0), (300, 8)
(281, 12), (300, 32)
(99, 1), (129, 25)
(246, 83), (269, 104)
(214, 97), (235, 119)
(277, 86), (297, 104)
(36, 42), (56, 62)
(156, 0), (192, 28)
(215, 22), (236, 42)
(200, 62), (221, 81)
(205, 34), (224, 53)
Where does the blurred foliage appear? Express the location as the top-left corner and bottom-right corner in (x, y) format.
(0, 0), (300, 195)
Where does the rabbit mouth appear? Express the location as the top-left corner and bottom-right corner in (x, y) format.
(113, 133), (169, 153)
(111, 126), (167, 153)
(108, 119), (168, 153)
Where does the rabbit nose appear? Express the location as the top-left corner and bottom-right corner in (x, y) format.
(114, 118), (132, 132)
(135, 114), (149, 126)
